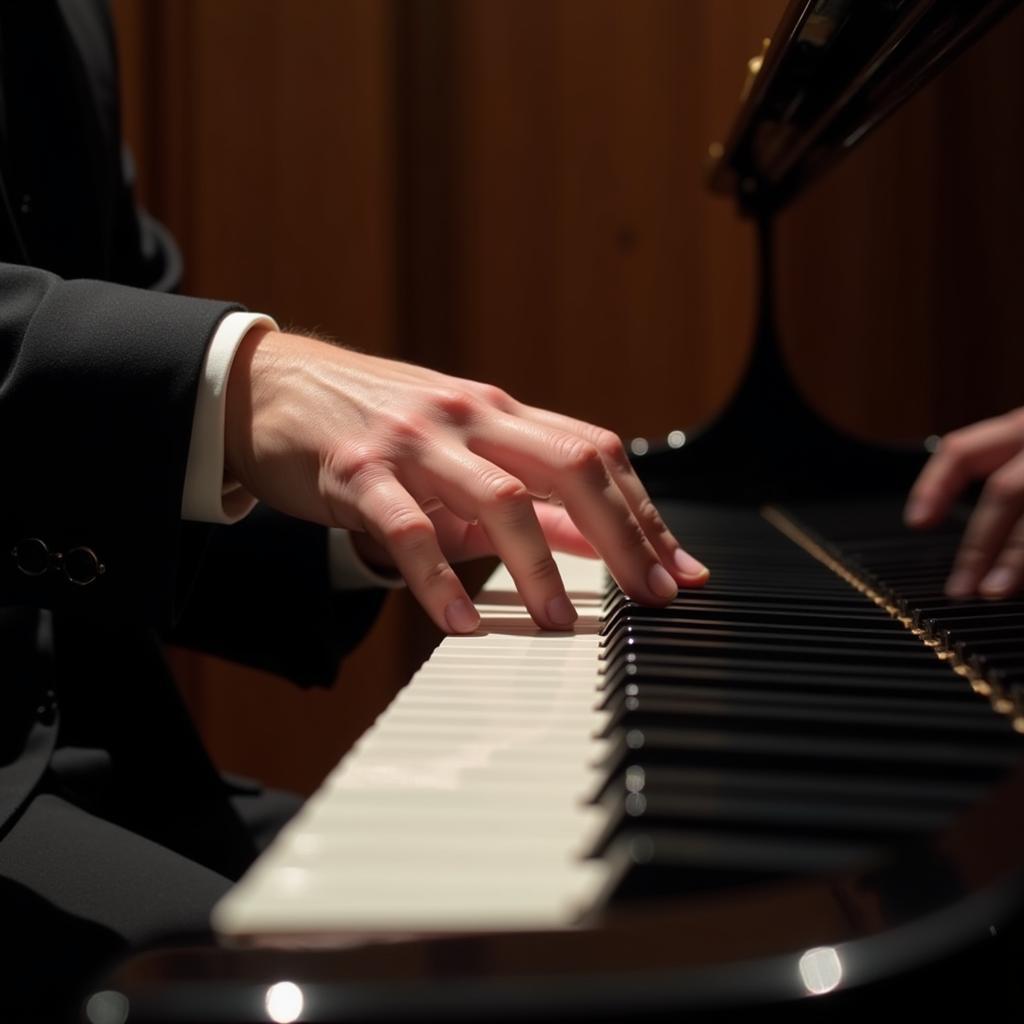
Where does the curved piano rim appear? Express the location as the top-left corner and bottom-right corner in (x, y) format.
(101, 760), (1024, 1020)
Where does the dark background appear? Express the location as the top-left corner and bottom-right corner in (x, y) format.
(107, 0), (1024, 795)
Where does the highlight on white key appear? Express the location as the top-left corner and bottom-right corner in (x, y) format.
(265, 980), (304, 1023)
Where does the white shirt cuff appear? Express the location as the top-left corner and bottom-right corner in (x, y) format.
(183, 313), (403, 591)
(182, 311), (278, 524)
(329, 528), (406, 590)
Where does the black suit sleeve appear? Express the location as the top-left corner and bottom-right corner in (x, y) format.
(168, 507), (388, 689)
(0, 260), (238, 625)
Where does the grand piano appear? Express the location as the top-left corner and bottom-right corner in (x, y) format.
(91, 1), (1024, 1020)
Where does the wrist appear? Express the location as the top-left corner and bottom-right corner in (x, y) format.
(223, 323), (281, 488)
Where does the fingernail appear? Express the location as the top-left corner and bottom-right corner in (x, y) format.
(673, 548), (709, 581)
(445, 598), (480, 633)
(945, 572), (973, 598)
(980, 567), (1015, 596)
(546, 594), (578, 628)
(648, 563), (678, 600)
(904, 501), (927, 526)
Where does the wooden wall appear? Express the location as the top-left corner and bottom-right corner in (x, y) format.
(109, 0), (1024, 794)
(775, 6), (1024, 441)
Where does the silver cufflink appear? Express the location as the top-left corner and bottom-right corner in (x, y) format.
(11, 537), (106, 586)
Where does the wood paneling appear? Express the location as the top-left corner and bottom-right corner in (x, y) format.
(111, 0), (428, 795)
(776, 4), (1024, 442)
(417, 0), (785, 437)
(108, 0), (1023, 795)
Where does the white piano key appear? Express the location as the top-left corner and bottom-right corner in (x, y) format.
(346, 736), (610, 768)
(273, 832), (596, 867)
(214, 553), (610, 941)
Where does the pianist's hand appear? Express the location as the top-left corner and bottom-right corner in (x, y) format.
(905, 407), (1024, 599)
(224, 327), (709, 634)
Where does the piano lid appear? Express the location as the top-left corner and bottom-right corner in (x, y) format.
(711, 0), (1022, 214)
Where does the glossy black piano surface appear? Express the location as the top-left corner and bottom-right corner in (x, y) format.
(88, 0), (1024, 1020)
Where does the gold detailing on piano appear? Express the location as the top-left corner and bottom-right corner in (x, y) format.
(761, 506), (1015, 724)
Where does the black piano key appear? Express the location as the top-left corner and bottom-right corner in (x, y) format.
(917, 601), (1024, 618)
(606, 590), (883, 612)
(952, 637), (1024, 659)
(593, 782), (953, 854)
(599, 682), (994, 720)
(601, 601), (891, 634)
(601, 829), (881, 902)
(666, 587), (874, 605)
(603, 622), (925, 649)
(605, 605), (899, 631)
(599, 661), (979, 701)
(596, 692), (1013, 744)
(601, 634), (941, 669)
(599, 725), (1019, 782)
(585, 500), (1024, 909)
(594, 763), (986, 810)
(598, 655), (962, 696)
(974, 661), (1024, 685)
(924, 619), (1024, 640)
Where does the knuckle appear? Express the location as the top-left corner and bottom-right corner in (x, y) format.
(594, 429), (627, 465)
(479, 470), (529, 507)
(380, 506), (434, 548)
(937, 432), (967, 463)
(430, 387), (478, 424)
(636, 496), (666, 531)
(983, 472), (1022, 505)
(330, 442), (385, 486)
(558, 437), (603, 476)
(382, 410), (430, 446)
(478, 383), (516, 410)
(522, 551), (560, 584)
(621, 518), (650, 554)
(422, 559), (459, 588)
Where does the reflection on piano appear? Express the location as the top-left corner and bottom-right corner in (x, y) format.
(94, 0), (1024, 1019)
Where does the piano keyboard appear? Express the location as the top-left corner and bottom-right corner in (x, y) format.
(213, 501), (1024, 944)
(214, 554), (614, 937)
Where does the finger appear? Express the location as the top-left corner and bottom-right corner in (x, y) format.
(406, 446), (579, 629)
(504, 406), (708, 585)
(427, 503), (597, 563)
(905, 413), (1024, 528)
(977, 514), (1024, 599)
(533, 502), (600, 559)
(428, 508), (496, 562)
(945, 454), (1024, 598)
(353, 471), (480, 634)
(467, 416), (681, 604)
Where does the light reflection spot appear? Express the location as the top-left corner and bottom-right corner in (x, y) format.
(625, 765), (646, 792)
(798, 946), (843, 995)
(625, 792), (647, 816)
(85, 991), (130, 1024)
(266, 981), (304, 1023)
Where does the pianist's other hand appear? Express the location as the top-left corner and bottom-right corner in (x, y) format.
(905, 407), (1024, 599)
(223, 325), (710, 634)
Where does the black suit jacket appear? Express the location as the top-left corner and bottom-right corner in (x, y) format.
(0, 0), (384, 878)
